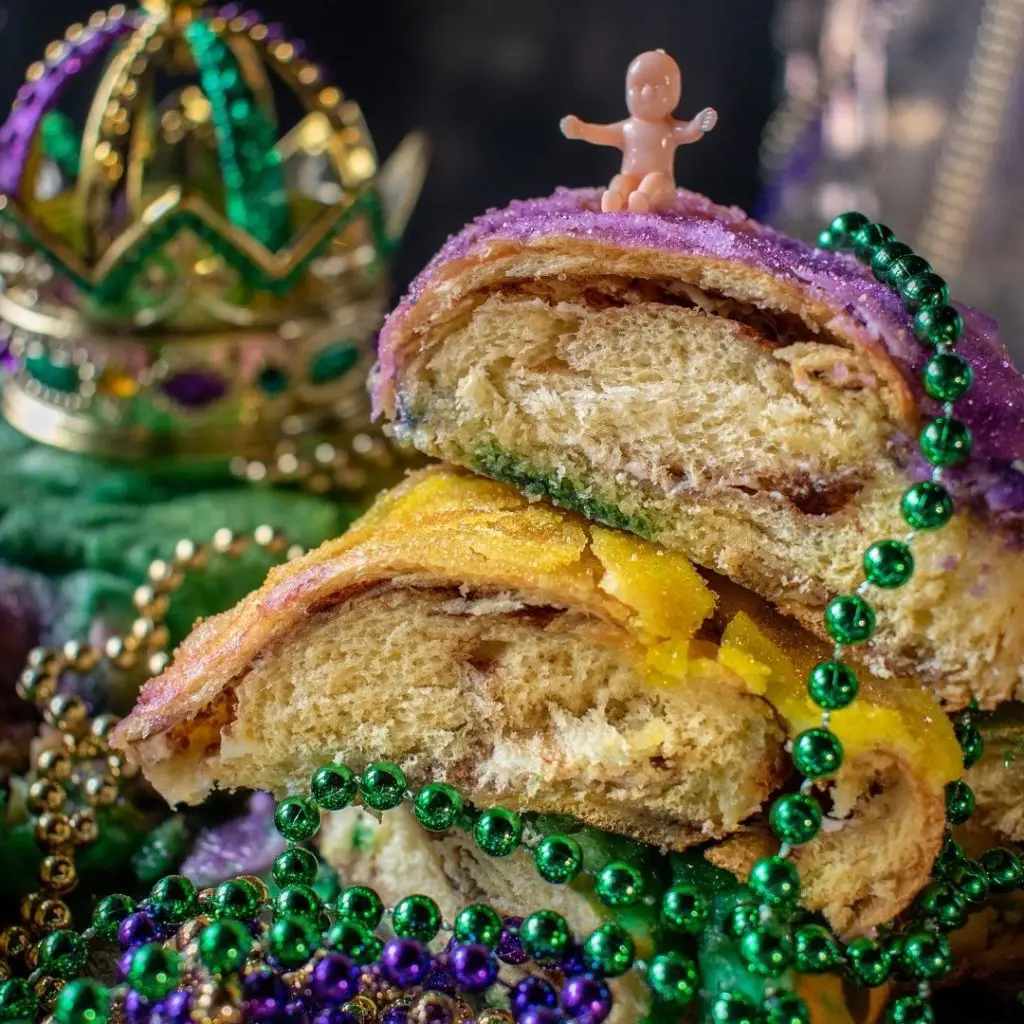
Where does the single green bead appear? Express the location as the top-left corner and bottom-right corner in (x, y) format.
(979, 848), (1024, 893)
(38, 929), (88, 978)
(807, 660), (859, 710)
(920, 417), (972, 468)
(646, 951), (698, 1005)
(900, 931), (952, 981)
(198, 919), (252, 975)
(336, 885), (384, 928)
(149, 874), (198, 924)
(913, 304), (964, 349)
(727, 903), (760, 939)
(660, 884), (710, 935)
(827, 211), (870, 251)
(274, 883), (322, 921)
(91, 893), (135, 940)
(945, 859), (990, 904)
(863, 540), (914, 589)
(824, 594), (876, 645)
(913, 881), (966, 931)
(582, 923), (635, 978)
(595, 861), (645, 908)
(793, 924), (843, 974)
(453, 903), (503, 947)
(900, 272), (950, 313)
(901, 482), (954, 530)
(885, 253), (931, 290)
(953, 719), (984, 769)
(310, 763), (358, 810)
(739, 924), (793, 977)
(845, 938), (892, 987)
(944, 779), (976, 825)
(53, 978), (109, 1024)
(923, 353), (973, 402)
(520, 910), (571, 963)
(274, 795), (321, 842)
(769, 792), (822, 845)
(268, 915), (320, 969)
(213, 878), (263, 920)
(127, 943), (180, 1001)
(413, 782), (463, 832)
(392, 894), (442, 941)
(360, 762), (407, 811)
(937, 833), (965, 869)
(749, 855), (800, 907)
(852, 222), (894, 262)
(473, 807), (523, 857)
(273, 847), (319, 888)
(326, 918), (378, 964)
(816, 228), (836, 250)
(710, 991), (761, 1024)
(793, 728), (844, 779)
(534, 834), (583, 884)
(765, 992), (811, 1024)
(0, 979), (37, 1021)
(885, 995), (935, 1024)
(870, 240), (913, 281)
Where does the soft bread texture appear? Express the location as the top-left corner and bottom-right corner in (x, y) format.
(113, 467), (960, 934)
(374, 205), (1024, 710)
(968, 708), (1024, 842)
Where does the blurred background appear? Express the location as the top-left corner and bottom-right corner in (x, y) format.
(0, 0), (1021, 358)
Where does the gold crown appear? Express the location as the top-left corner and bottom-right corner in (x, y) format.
(0, 1), (426, 463)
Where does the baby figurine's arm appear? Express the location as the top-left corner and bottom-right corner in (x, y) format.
(560, 115), (625, 149)
(672, 107), (718, 145)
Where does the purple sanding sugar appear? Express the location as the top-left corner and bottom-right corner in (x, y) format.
(374, 187), (1024, 518)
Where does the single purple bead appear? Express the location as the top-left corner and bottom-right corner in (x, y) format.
(118, 950), (135, 982)
(156, 990), (193, 1024)
(558, 942), (586, 977)
(380, 1007), (409, 1024)
(219, 3), (242, 16)
(243, 969), (290, 1018)
(382, 937), (431, 988)
(449, 944), (498, 993)
(517, 1010), (564, 1024)
(122, 989), (153, 1024)
(264, 22), (286, 41)
(560, 976), (612, 1024)
(510, 977), (557, 1019)
(497, 917), (527, 965)
(311, 952), (360, 1005)
(423, 965), (457, 994)
(118, 910), (161, 949)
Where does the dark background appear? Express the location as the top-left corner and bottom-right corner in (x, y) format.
(0, 0), (777, 289)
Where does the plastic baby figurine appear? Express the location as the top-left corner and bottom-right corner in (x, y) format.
(561, 50), (718, 213)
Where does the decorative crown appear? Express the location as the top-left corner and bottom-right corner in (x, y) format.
(0, 0), (427, 462)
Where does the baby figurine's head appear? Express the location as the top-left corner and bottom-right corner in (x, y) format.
(625, 49), (682, 120)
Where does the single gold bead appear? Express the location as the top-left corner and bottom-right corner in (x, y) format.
(147, 652), (171, 677)
(451, 1001), (475, 1024)
(27, 779), (66, 814)
(44, 694), (88, 733)
(132, 584), (170, 619)
(62, 641), (100, 672)
(253, 525), (286, 552)
(68, 809), (99, 846)
(33, 897), (73, 932)
(212, 528), (247, 556)
(91, 713), (121, 740)
(39, 854), (78, 894)
(84, 774), (119, 807)
(476, 1012), (514, 1024)
(19, 892), (42, 924)
(107, 752), (139, 779)
(36, 748), (72, 781)
(73, 735), (103, 759)
(34, 973), (65, 1011)
(27, 646), (57, 670)
(23, 943), (38, 971)
(35, 812), (73, 849)
(17, 667), (57, 704)
(0, 925), (32, 958)
(176, 915), (209, 949)
(173, 538), (207, 568)
(104, 635), (138, 669)
(147, 559), (182, 589)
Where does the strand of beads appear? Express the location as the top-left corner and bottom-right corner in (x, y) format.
(729, 211), (977, 1024)
(0, 525), (300, 1018)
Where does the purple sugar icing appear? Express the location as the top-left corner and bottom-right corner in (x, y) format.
(374, 187), (1024, 519)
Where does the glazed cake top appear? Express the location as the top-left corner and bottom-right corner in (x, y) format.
(375, 187), (1024, 518)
